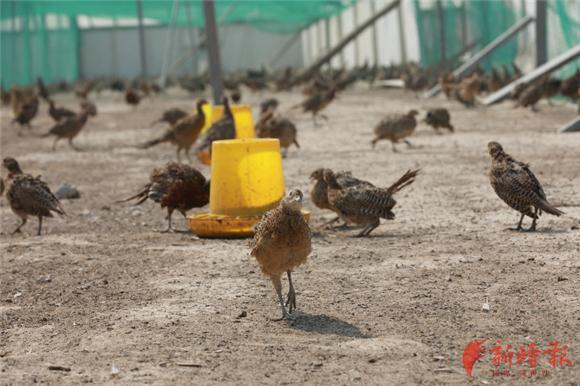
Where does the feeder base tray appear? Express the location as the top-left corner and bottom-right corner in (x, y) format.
(188, 210), (311, 238)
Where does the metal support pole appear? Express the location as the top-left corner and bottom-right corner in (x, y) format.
(111, 17), (118, 76)
(397, 1), (407, 64)
(317, 21), (324, 55)
(202, 0), (224, 104)
(436, 0), (446, 65)
(337, 13), (346, 68)
(425, 15), (535, 97)
(324, 18), (331, 68)
(136, 0), (148, 78)
(460, 0), (467, 50)
(535, 0), (547, 66)
(185, 1), (198, 75)
(160, 0), (179, 88)
(353, 2), (359, 67)
(302, 30), (311, 66)
(370, 0), (379, 66)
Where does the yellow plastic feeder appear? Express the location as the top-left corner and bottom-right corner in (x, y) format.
(188, 138), (310, 238)
(197, 104), (256, 165)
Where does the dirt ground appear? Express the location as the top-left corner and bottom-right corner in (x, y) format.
(1, 86), (579, 385)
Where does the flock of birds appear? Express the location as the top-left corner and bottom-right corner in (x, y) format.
(1, 61), (576, 319)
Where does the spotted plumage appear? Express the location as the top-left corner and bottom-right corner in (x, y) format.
(250, 190), (311, 320)
(488, 141), (563, 231)
(141, 99), (208, 162)
(516, 80), (545, 111)
(424, 108), (454, 132)
(42, 107), (94, 151)
(153, 108), (188, 126)
(256, 111), (299, 157)
(294, 88), (336, 124)
(371, 110), (419, 152)
(3, 157), (65, 236)
(48, 99), (76, 122)
(324, 169), (419, 237)
(118, 162), (210, 232)
(310, 168), (374, 212)
(195, 96), (236, 155)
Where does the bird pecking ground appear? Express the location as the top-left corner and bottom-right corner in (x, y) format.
(1, 88), (579, 385)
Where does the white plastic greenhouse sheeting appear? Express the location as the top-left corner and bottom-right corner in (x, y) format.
(80, 24), (303, 79)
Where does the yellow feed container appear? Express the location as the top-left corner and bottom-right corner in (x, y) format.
(197, 104), (256, 165)
(210, 138), (284, 216)
(188, 138), (309, 238)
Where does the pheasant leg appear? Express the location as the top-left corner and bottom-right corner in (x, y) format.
(391, 141), (399, 153)
(161, 209), (177, 233)
(356, 219), (380, 237)
(515, 213), (525, 231)
(12, 218), (27, 234)
(321, 216), (340, 227)
(52, 137), (60, 151)
(285, 271), (296, 313)
(528, 208), (539, 232)
(271, 275), (292, 321)
(37, 216), (43, 236)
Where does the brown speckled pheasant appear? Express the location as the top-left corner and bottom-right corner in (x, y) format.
(372, 110), (419, 152)
(454, 73), (481, 107)
(118, 162), (210, 232)
(488, 141), (563, 231)
(80, 100), (97, 117)
(260, 98), (279, 114)
(256, 111), (299, 157)
(516, 79), (545, 111)
(42, 105), (96, 151)
(294, 88), (336, 125)
(424, 108), (454, 132)
(141, 99), (208, 161)
(195, 96), (236, 155)
(12, 95), (39, 133)
(250, 189), (311, 320)
(560, 69), (579, 101)
(152, 108), (188, 126)
(324, 169), (419, 237)
(125, 88), (140, 107)
(48, 99), (76, 122)
(310, 168), (374, 227)
(3, 157), (65, 235)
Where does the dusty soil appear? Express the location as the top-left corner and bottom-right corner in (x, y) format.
(1, 87), (579, 385)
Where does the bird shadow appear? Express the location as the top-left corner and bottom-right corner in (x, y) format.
(288, 312), (369, 338)
(505, 227), (569, 234)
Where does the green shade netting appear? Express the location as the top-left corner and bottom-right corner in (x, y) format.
(413, 0), (519, 70)
(1, 0), (356, 86)
(413, 0), (579, 76)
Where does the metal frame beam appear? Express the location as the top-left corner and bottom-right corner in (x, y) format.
(559, 116), (580, 133)
(291, 0), (400, 85)
(425, 15), (534, 98)
(482, 44), (580, 105)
